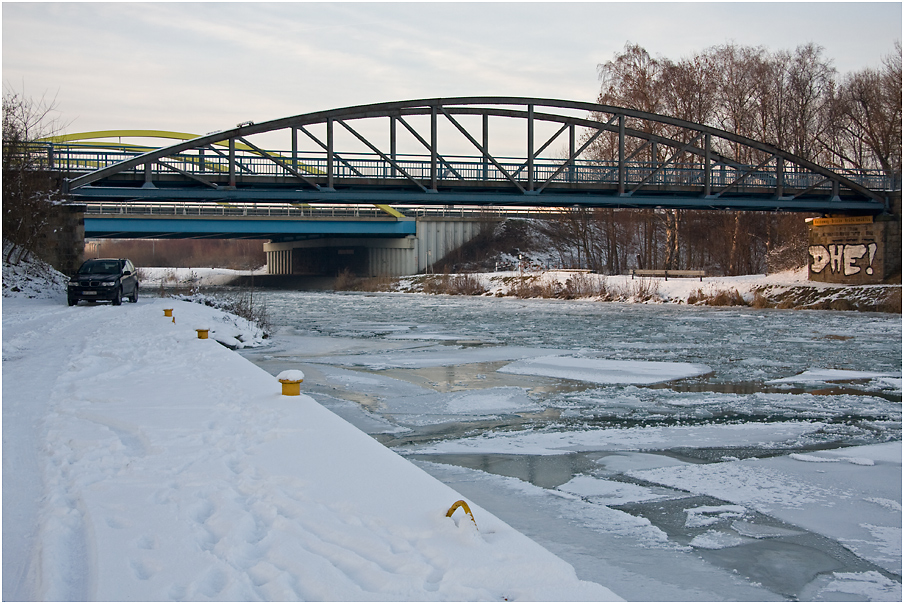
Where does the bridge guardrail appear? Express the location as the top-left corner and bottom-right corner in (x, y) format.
(35, 144), (902, 193)
(82, 201), (558, 220)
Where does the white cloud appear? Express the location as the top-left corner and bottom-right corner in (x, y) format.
(3, 2), (899, 138)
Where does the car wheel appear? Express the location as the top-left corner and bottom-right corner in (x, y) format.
(68, 297), (77, 306)
(112, 287), (122, 306)
(129, 284), (138, 303)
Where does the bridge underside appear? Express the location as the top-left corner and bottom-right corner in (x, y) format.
(84, 215), (417, 239)
(84, 214), (485, 277)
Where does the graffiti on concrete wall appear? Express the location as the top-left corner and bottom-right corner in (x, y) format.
(808, 243), (878, 276)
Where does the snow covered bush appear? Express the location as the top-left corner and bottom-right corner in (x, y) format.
(2, 239), (68, 299)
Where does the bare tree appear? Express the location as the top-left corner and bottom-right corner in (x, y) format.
(596, 42), (665, 115)
(826, 40), (902, 177)
(660, 54), (719, 130)
(2, 84), (67, 264)
(785, 44), (836, 162)
(711, 43), (768, 162)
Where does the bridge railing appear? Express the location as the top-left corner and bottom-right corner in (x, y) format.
(36, 143), (903, 193)
(82, 201), (564, 219)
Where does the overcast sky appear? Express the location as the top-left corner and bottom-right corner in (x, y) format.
(3, 2), (901, 140)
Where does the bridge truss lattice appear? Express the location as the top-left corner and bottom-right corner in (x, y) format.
(53, 97), (895, 214)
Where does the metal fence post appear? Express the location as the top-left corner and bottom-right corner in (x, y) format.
(431, 104), (438, 192)
(618, 115), (625, 196)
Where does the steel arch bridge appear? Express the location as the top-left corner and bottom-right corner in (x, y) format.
(53, 97), (895, 214)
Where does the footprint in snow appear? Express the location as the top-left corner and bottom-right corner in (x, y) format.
(130, 557), (161, 581)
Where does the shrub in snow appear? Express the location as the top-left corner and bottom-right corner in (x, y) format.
(214, 335), (243, 350)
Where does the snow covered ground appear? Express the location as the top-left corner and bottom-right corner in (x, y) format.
(4, 255), (901, 601)
(2, 264), (618, 600)
(137, 266), (266, 288)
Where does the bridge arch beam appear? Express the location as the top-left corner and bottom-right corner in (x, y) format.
(55, 97), (892, 213)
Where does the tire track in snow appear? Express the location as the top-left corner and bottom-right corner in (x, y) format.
(4, 301), (125, 601)
(31, 303), (174, 600)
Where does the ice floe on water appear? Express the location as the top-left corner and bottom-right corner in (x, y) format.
(806, 571), (902, 601)
(557, 475), (668, 506)
(684, 504), (748, 528)
(769, 368), (901, 384)
(628, 443), (902, 575)
(380, 388), (540, 426)
(305, 345), (561, 370)
(498, 355), (713, 384)
(411, 420), (833, 455)
(688, 530), (748, 549)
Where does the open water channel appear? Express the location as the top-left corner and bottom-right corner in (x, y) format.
(239, 291), (902, 601)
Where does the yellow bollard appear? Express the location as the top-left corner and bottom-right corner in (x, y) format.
(276, 370), (305, 396)
(446, 500), (478, 529)
(163, 308), (173, 317)
(279, 379), (302, 396)
(195, 329), (209, 339)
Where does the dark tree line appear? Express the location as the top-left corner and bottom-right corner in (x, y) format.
(90, 239), (266, 270)
(545, 41), (901, 276)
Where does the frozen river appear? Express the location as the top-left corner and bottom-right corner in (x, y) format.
(240, 291), (902, 601)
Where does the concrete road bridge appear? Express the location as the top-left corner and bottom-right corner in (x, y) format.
(34, 97), (899, 278)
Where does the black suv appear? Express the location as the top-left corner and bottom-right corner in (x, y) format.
(68, 258), (139, 306)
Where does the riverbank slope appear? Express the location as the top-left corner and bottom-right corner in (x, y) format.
(2, 258), (619, 601)
(133, 265), (901, 313)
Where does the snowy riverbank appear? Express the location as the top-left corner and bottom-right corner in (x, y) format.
(395, 267), (901, 312)
(134, 265), (901, 313)
(2, 269), (619, 600)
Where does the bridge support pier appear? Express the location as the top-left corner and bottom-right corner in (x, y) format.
(807, 213), (901, 284)
(263, 217), (493, 278)
(40, 203), (85, 276)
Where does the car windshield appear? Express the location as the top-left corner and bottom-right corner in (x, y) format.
(78, 260), (121, 275)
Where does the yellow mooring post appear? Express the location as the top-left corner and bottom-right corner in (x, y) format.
(163, 308), (173, 317)
(276, 370), (305, 396)
(195, 328), (209, 339)
(445, 500), (478, 529)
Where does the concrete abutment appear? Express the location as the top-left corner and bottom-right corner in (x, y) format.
(40, 203), (85, 276)
(264, 217), (494, 277)
(807, 193), (902, 284)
